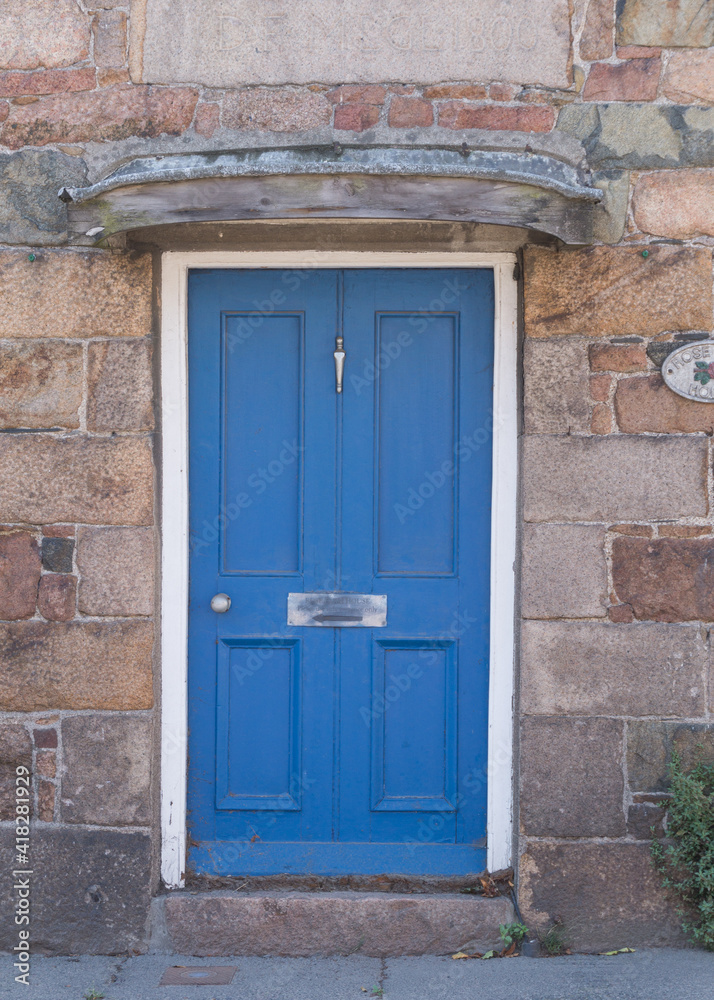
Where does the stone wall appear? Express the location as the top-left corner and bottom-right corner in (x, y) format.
(0, 250), (156, 953)
(0, 0), (714, 954)
(518, 244), (714, 950)
(2, 0), (714, 248)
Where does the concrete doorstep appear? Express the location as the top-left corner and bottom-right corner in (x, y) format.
(1, 949), (713, 1000)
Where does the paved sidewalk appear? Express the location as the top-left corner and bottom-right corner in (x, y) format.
(1, 949), (712, 1000)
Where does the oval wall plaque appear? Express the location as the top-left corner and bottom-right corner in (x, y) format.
(662, 341), (714, 402)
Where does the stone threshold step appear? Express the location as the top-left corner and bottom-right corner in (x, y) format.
(151, 890), (514, 957)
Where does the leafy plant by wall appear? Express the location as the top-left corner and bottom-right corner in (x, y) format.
(651, 751), (714, 950)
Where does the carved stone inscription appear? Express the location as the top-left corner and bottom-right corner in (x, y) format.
(138, 0), (571, 87)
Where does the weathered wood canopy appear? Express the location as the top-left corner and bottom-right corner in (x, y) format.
(61, 145), (603, 245)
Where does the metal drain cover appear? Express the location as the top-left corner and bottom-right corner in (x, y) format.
(159, 966), (237, 986)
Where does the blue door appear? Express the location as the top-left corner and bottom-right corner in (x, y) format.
(187, 268), (494, 875)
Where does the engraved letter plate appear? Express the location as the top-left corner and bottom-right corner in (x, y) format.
(287, 593), (387, 627)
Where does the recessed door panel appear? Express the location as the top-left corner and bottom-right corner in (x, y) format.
(376, 314), (458, 576)
(371, 640), (456, 812)
(222, 313), (304, 575)
(216, 639), (300, 810)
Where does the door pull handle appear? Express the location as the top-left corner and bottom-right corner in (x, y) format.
(334, 336), (346, 394)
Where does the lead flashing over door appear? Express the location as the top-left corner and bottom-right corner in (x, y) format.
(60, 145), (604, 245)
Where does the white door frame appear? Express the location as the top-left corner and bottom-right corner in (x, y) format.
(160, 250), (518, 887)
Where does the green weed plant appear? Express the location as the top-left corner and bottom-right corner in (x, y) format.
(651, 750), (714, 950)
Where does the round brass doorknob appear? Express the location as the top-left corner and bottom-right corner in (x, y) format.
(210, 593), (231, 613)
